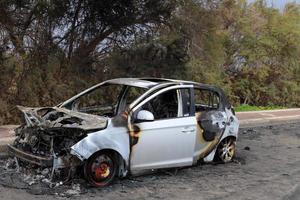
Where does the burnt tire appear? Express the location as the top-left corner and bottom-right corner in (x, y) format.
(215, 137), (236, 163)
(84, 151), (117, 187)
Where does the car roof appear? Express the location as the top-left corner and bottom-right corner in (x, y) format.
(106, 77), (201, 89)
(106, 78), (159, 89)
(107, 78), (231, 109)
(59, 77), (231, 109)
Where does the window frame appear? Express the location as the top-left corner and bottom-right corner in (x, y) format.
(131, 85), (194, 122)
(117, 85), (148, 115)
(76, 83), (127, 117)
(65, 83), (126, 117)
(193, 87), (222, 112)
(180, 87), (195, 117)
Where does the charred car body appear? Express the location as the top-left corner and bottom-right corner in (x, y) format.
(9, 78), (239, 187)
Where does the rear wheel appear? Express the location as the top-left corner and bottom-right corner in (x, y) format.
(84, 151), (117, 187)
(215, 137), (236, 163)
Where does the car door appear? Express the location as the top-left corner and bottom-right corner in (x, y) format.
(193, 87), (229, 161)
(129, 85), (197, 172)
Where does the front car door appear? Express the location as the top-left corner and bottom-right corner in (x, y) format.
(129, 85), (197, 172)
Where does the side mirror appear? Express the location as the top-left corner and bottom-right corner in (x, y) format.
(136, 110), (154, 122)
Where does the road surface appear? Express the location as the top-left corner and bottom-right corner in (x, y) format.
(237, 108), (300, 127)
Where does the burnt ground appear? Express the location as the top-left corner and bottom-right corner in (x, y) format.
(0, 123), (300, 200)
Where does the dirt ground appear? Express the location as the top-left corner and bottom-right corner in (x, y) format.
(0, 123), (300, 200)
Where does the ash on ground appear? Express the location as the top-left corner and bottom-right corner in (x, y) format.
(0, 158), (87, 197)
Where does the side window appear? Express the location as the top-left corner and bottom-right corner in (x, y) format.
(194, 89), (220, 112)
(140, 89), (179, 120)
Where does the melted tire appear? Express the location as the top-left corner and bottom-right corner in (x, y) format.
(215, 137), (236, 163)
(84, 151), (117, 187)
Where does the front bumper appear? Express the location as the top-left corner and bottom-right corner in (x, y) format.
(7, 144), (53, 167)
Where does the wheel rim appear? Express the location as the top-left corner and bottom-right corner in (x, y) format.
(218, 138), (236, 162)
(90, 154), (113, 183)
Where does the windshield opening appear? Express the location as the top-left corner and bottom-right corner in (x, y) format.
(71, 84), (124, 117)
(63, 83), (147, 118)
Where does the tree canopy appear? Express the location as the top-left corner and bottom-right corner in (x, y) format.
(0, 0), (300, 124)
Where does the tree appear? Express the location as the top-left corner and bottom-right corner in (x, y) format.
(0, 0), (179, 124)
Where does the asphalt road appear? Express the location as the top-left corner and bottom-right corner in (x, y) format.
(0, 122), (300, 200)
(237, 108), (300, 127)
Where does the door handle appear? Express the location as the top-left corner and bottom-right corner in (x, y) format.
(181, 128), (195, 133)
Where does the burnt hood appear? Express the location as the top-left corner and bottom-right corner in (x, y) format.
(17, 105), (108, 130)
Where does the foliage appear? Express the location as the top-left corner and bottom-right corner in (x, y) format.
(235, 104), (287, 112)
(0, 0), (300, 124)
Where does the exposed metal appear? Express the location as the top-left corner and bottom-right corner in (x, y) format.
(7, 144), (53, 166)
(17, 106), (107, 130)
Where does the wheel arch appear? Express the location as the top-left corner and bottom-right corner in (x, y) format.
(220, 135), (237, 142)
(70, 129), (130, 172)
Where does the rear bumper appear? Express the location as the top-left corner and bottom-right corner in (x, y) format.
(7, 144), (53, 167)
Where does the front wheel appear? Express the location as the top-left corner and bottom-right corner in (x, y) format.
(84, 151), (117, 187)
(215, 137), (236, 163)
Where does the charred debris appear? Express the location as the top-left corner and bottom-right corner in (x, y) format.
(0, 157), (87, 196)
(5, 106), (107, 187)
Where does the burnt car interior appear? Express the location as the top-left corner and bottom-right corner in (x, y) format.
(140, 89), (179, 120)
(194, 89), (220, 112)
(137, 88), (193, 120)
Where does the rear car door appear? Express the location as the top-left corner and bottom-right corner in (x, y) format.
(129, 85), (197, 172)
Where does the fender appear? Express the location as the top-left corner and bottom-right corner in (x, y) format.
(70, 121), (130, 167)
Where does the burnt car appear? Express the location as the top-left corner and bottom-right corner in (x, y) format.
(8, 78), (239, 187)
